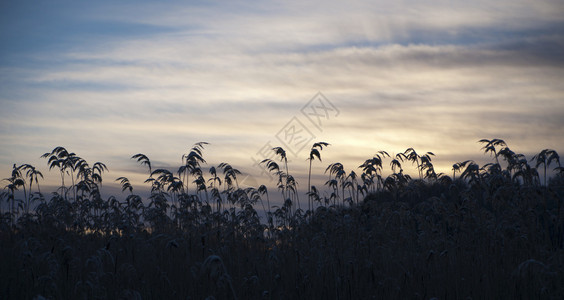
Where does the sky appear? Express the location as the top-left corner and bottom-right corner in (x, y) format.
(1, 0), (564, 203)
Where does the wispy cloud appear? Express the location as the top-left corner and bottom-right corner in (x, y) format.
(1, 0), (563, 192)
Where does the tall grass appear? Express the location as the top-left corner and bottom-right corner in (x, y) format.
(1, 140), (563, 299)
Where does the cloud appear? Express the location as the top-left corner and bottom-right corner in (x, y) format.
(1, 0), (563, 194)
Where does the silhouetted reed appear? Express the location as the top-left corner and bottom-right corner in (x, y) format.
(1, 140), (563, 299)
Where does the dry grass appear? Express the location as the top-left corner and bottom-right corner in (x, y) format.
(1, 142), (563, 299)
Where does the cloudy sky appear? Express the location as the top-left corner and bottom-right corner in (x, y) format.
(1, 0), (563, 200)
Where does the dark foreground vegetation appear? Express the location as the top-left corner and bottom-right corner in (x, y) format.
(1, 139), (564, 299)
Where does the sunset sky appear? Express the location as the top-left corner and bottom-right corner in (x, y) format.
(1, 0), (563, 202)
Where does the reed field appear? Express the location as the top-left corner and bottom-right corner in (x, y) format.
(1, 139), (563, 299)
